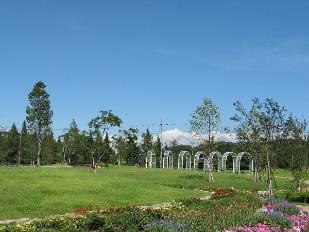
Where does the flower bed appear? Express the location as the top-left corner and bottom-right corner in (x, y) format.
(0, 188), (308, 232)
(227, 197), (309, 232)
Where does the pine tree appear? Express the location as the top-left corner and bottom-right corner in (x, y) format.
(102, 133), (113, 165)
(7, 123), (19, 164)
(153, 136), (161, 168)
(63, 120), (84, 165)
(19, 120), (30, 164)
(42, 131), (56, 165)
(0, 133), (7, 164)
(141, 129), (153, 167)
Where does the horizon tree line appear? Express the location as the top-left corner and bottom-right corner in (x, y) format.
(0, 81), (308, 193)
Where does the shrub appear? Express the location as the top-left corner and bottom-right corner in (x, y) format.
(275, 190), (309, 203)
(143, 219), (189, 232)
(259, 210), (293, 229)
(210, 187), (237, 200)
(273, 202), (301, 215)
(73, 205), (100, 215)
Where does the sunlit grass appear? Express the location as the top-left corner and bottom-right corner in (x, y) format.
(0, 166), (294, 220)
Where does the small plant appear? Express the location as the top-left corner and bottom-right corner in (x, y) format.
(211, 187), (237, 200)
(144, 219), (189, 232)
(260, 210), (293, 229)
(273, 202), (301, 215)
(73, 205), (100, 215)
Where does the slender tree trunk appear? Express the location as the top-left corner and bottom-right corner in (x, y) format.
(254, 152), (261, 182)
(18, 133), (22, 166)
(209, 168), (214, 182)
(207, 116), (214, 183)
(266, 151), (273, 196)
(37, 140), (41, 167)
(92, 156), (96, 174)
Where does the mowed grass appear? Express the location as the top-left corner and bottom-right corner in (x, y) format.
(0, 166), (294, 220)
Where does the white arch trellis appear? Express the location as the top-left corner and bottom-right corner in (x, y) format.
(145, 151), (156, 168)
(163, 150), (173, 169)
(208, 151), (222, 172)
(235, 152), (254, 174)
(144, 150), (254, 175)
(194, 152), (210, 171)
(178, 151), (192, 170)
(222, 152), (237, 173)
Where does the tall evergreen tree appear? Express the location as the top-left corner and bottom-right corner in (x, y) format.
(7, 123), (19, 164)
(114, 134), (126, 166)
(153, 136), (161, 168)
(0, 133), (7, 164)
(63, 120), (84, 164)
(21, 121), (27, 135)
(19, 120), (28, 165)
(123, 128), (140, 166)
(102, 133), (113, 165)
(26, 81), (53, 166)
(141, 129), (153, 167)
(42, 131), (56, 164)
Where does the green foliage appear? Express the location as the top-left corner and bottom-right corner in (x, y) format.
(0, 134), (7, 164)
(88, 110), (122, 134)
(26, 81), (53, 166)
(0, 192), (263, 232)
(61, 120), (84, 164)
(114, 128), (141, 166)
(153, 136), (161, 168)
(6, 123), (19, 164)
(1, 187), (305, 232)
(274, 205), (300, 215)
(102, 133), (113, 165)
(190, 97), (220, 151)
(123, 128), (140, 165)
(257, 213), (293, 229)
(141, 129), (153, 167)
(275, 190), (309, 203)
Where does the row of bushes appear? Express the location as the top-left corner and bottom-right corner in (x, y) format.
(275, 190), (309, 203)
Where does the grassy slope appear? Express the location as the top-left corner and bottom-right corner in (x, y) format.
(0, 166), (294, 220)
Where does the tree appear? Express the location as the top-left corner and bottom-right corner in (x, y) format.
(114, 134), (127, 166)
(102, 133), (113, 165)
(62, 120), (84, 165)
(283, 115), (307, 191)
(89, 110), (122, 135)
(190, 97), (221, 182)
(258, 98), (287, 196)
(153, 136), (161, 168)
(42, 131), (56, 164)
(123, 128), (140, 166)
(0, 133), (7, 164)
(141, 129), (153, 167)
(19, 120), (28, 164)
(231, 98), (264, 181)
(231, 98), (288, 196)
(26, 81), (53, 166)
(7, 123), (19, 164)
(87, 110), (122, 172)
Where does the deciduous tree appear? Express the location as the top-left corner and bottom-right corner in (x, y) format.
(190, 97), (221, 182)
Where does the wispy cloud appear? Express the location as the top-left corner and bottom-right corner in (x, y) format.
(208, 38), (309, 72)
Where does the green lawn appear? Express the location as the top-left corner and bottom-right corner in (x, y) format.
(0, 166), (294, 220)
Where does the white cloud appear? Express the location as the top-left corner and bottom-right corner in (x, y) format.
(159, 128), (236, 145)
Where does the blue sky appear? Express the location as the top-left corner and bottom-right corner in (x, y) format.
(0, 1), (309, 137)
